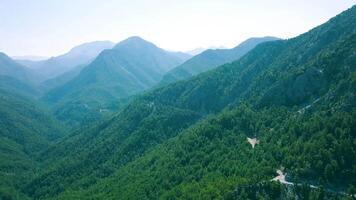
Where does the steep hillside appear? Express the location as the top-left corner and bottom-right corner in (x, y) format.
(0, 53), (41, 98)
(39, 64), (86, 92)
(0, 89), (65, 199)
(75, 92), (355, 199)
(41, 36), (190, 128)
(0, 75), (40, 98)
(18, 41), (115, 80)
(0, 52), (40, 85)
(160, 36), (279, 85)
(25, 6), (356, 200)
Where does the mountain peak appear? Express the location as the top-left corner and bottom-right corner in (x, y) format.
(125, 36), (146, 42)
(67, 41), (115, 55)
(232, 36), (280, 50)
(0, 52), (23, 65)
(0, 52), (10, 59)
(114, 36), (158, 50)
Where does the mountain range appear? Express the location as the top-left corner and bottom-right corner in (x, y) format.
(17, 41), (115, 80)
(12, 55), (49, 61)
(185, 46), (227, 56)
(160, 36), (280, 85)
(0, 5), (355, 200)
(41, 36), (191, 128)
(0, 52), (39, 84)
(24, 5), (356, 200)
(0, 52), (42, 97)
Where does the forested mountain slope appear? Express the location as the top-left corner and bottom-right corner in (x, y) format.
(0, 75), (40, 98)
(0, 89), (65, 199)
(25, 5), (356, 200)
(0, 52), (40, 84)
(159, 36), (279, 85)
(38, 64), (86, 92)
(0, 53), (42, 98)
(78, 89), (355, 199)
(41, 36), (190, 128)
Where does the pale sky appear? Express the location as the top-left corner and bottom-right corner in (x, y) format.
(0, 0), (355, 57)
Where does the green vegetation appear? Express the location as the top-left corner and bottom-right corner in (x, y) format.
(0, 5), (355, 200)
(0, 75), (40, 98)
(38, 64), (86, 93)
(24, 5), (356, 200)
(0, 53), (42, 98)
(0, 52), (40, 85)
(159, 36), (279, 85)
(0, 89), (65, 199)
(70, 101), (355, 199)
(41, 36), (190, 128)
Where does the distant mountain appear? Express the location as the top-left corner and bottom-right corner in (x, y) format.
(12, 55), (48, 61)
(185, 46), (227, 56)
(185, 47), (207, 56)
(41, 36), (190, 128)
(18, 41), (115, 80)
(25, 6), (356, 200)
(39, 64), (86, 92)
(0, 52), (42, 97)
(0, 52), (40, 84)
(160, 37), (280, 85)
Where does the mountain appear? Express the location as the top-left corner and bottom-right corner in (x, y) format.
(0, 52), (39, 84)
(12, 55), (48, 61)
(0, 89), (65, 199)
(41, 36), (191, 128)
(185, 46), (227, 56)
(25, 6), (356, 200)
(185, 47), (207, 55)
(39, 64), (86, 92)
(0, 52), (41, 97)
(0, 75), (40, 97)
(18, 41), (115, 80)
(160, 37), (280, 85)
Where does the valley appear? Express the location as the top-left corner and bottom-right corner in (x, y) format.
(0, 3), (355, 200)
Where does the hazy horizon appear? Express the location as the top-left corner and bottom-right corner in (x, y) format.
(0, 2), (355, 199)
(0, 0), (355, 57)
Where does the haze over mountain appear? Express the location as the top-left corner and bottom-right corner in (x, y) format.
(18, 41), (115, 80)
(0, 75), (40, 98)
(0, 2), (354, 200)
(0, 52), (40, 83)
(23, 6), (356, 200)
(39, 64), (86, 92)
(160, 36), (280, 85)
(185, 47), (207, 56)
(185, 46), (227, 56)
(12, 55), (49, 61)
(0, 52), (43, 97)
(41, 36), (191, 128)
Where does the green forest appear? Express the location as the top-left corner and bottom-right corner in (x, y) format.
(0, 4), (355, 200)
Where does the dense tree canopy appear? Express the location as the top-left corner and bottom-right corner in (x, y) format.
(0, 5), (355, 200)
